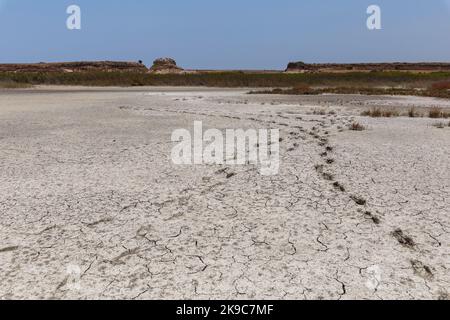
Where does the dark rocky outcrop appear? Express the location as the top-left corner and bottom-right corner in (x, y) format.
(286, 61), (450, 73)
(0, 61), (148, 73)
(285, 61), (313, 72)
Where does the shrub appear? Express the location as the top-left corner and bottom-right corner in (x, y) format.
(349, 122), (366, 131)
(429, 108), (443, 118)
(428, 108), (450, 118)
(313, 109), (327, 115)
(408, 107), (420, 117)
(361, 108), (399, 117)
(385, 109), (400, 117)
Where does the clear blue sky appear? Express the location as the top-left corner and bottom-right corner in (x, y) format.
(1, 0), (450, 69)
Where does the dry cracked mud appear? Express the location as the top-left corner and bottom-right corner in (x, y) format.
(0, 87), (449, 300)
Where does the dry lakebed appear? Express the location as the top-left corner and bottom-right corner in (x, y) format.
(0, 86), (449, 300)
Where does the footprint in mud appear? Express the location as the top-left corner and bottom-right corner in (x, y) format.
(350, 195), (367, 206)
(322, 172), (334, 181)
(363, 211), (381, 225)
(437, 291), (449, 300)
(318, 138), (328, 147)
(411, 260), (434, 280)
(0, 246), (19, 253)
(226, 172), (236, 179)
(333, 181), (346, 192)
(216, 168), (228, 175)
(392, 229), (416, 249)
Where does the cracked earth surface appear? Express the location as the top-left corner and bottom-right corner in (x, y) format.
(0, 87), (449, 300)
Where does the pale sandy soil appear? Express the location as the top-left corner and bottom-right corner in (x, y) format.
(0, 87), (449, 300)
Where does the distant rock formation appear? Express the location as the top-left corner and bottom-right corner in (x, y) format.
(285, 61), (312, 73)
(0, 61), (148, 73)
(149, 58), (184, 74)
(285, 61), (450, 73)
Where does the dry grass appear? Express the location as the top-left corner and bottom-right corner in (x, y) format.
(291, 83), (314, 94)
(430, 81), (450, 91)
(429, 107), (450, 119)
(1, 70), (450, 93)
(360, 106), (450, 119)
(429, 107), (442, 118)
(252, 82), (450, 99)
(349, 122), (366, 131)
(361, 108), (399, 118)
(408, 107), (421, 118)
(0, 81), (32, 89)
(427, 81), (450, 98)
(266, 84), (314, 95)
(9, 71), (439, 88)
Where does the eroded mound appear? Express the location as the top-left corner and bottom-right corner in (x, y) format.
(149, 58), (184, 74)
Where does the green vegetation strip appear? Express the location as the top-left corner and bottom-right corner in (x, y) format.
(1, 71), (450, 89)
